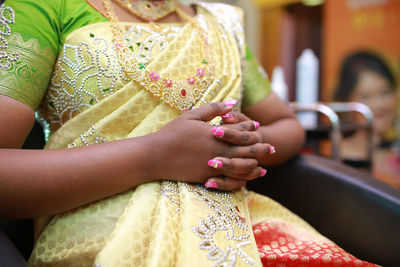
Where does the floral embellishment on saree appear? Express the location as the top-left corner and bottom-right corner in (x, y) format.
(104, 0), (216, 113)
(160, 182), (257, 266)
(43, 37), (122, 124)
(41, 23), (188, 125)
(0, 3), (20, 69)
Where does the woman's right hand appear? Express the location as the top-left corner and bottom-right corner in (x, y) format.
(148, 102), (272, 189)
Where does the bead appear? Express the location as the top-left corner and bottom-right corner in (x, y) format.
(180, 89), (186, 97)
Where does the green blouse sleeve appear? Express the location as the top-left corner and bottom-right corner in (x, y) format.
(242, 45), (271, 109)
(0, 0), (61, 110)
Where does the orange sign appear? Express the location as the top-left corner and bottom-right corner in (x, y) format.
(322, 0), (400, 100)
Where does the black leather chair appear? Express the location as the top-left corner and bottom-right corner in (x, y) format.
(247, 154), (400, 266)
(1, 122), (400, 266)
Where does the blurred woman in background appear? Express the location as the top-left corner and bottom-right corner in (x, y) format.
(334, 51), (399, 187)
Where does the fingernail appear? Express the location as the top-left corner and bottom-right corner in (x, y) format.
(212, 128), (224, 138)
(254, 121), (260, 129)
(269, 146), (276, 154)
(222, 113), (233, 119)
(208, 159), (223, 169)
(260, 168), (267, 177)
(224, 99), (238, 107)
(205, 181), (218, 188)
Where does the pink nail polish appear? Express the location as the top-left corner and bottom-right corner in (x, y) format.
(254, 121), (260, 129)
(269, 146), (276, 154)
(222, 113), (233, 119)
(224, 99), (238, 107)
(205, 181), (218, 188)
(212, 128), (224, 138)
(260, 168), (267, 177)
(214, 128), (224, 138)
(208, 159), (223, 169)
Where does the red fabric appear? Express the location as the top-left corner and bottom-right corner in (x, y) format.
(253, 221), (378, 267)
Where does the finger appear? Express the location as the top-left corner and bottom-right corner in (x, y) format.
(205, 177), (247, 191)
(208, 158), (265, 180)
(184, 100), (238, 122)
(221, 111), (252, 124)
(211, 127), (262, 145)
(229, 143), (275, 159)
(221, 120), (259, 132)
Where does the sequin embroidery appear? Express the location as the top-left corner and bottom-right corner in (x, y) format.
(160, 182), (256, 266)
(44, 37), (121, 125)
(0, 3), (20, 69)
(68, 125), (108, 148)
(42, 24), (189, 125)
(123, 25), (182, 65)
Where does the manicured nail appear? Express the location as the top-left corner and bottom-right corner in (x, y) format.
(224, 99), (238, 107)
(254, 121), (260, 129)
(260, 168), (267, 177)
(212, 128), (224, 138)
(208, 159), (223, 169)
(269, 146), (276, 154)
(205, 181), (218, 188)
(222, 113), (233, 119)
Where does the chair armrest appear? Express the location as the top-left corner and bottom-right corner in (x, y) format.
(247, 154), (400, 266)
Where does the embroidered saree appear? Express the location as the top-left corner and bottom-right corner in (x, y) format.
(0, 1), (377, 266)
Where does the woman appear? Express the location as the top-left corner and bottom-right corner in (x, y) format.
(334, 51), (399, 187)
(0, 0), (376, 266)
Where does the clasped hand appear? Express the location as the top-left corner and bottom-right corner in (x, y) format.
(152, 101), (275, 191)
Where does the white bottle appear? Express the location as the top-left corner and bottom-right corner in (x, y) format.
(296, 49), (319, 129)
(271, 66), (288, 102)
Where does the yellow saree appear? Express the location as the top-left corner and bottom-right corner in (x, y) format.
(30, 4), (264, 266)
(0, 1), (377, 266)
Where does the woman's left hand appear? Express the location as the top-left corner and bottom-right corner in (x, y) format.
(205, 93), (306, 190)
(213, 111), (264, 146)
(204, 111), (272, 191)
(204, 156), (267, 191)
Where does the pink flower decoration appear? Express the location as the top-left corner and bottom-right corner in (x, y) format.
(164, 78), (173, 87)
(204, 39), (209, 45)
(197, 68), (205, 78)
(187, 76), (196, 85)
(115, 43), (123, 50)
(150, 71), (160, 82)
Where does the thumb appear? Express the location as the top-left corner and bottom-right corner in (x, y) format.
(185, 100), (238, 122)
